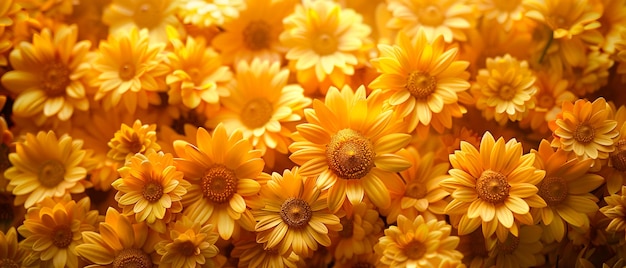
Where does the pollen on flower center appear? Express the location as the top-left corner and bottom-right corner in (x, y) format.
(240, 98), (273, 129)
(119, 63), (136, 81)
(499, 234), (520, 254)
(403, 240), (427, 260)
(243, 20), (272, 51)
(405, 182), (427, 199)
(201, 165), (238, 204)
(418, 5), (444, 26)
(113, 248), (153, 268)
(0, 258), (19, 268)
(538, 176), (568, 206)
(142, 181), (164, 202)
(280, 197), (312, 229)
(176, 240), (200, 257)
(338, 217), (354, 238)
(611, 140), (626, 171)
(574, 123), (595, 144)
(476, 170), (510, 203)
(326, 129), (375, 180)
(498, 85), (516, 101)
(312, 33), (338, 56)
(38, 160), (65, 188)
(134, 3), (160, 29)
(406, 71), (437, 99)
(51, 224), (73, 248)
(42, 61), (71, 97)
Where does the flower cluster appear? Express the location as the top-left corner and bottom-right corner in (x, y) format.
(1, 0), (626, 267)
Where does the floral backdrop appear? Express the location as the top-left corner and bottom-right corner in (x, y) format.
(0, 0), (625, 267)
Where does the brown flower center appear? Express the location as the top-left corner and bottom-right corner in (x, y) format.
(119, 63), (136, 81)
(113, 248), (153, 268)
(202, 165), (238, 204)
(406, 71), (437, 99)
(498, 234), (520, 254)
(126, 134), (144, 155)
(38, 160), (66, 188)
(240, 98), (273, 129)
(51, 224), (73, 248)
(42, 61), (71, 97)
(611, 140), (626, 171)
(404, 182), (427, 199)
(338, 217), (354, 238)
(573, 123), (595, 144)
(418, 5), (444, 26)
(243, 20), (272, 51)
(312, 33), (338, 56)
(326, 129), (375, 180)
(142, 181), (164, 203)
(403, 240), (427, 260)
(476, 170), (510, 204)
(176, 240), (200, 257)
(498, 85), (516, 101)
(538, 176), (568, 206)
(0, 259), (19, 268)
(537, 93), (554, 109)
(280, 197), (312, 229)
(134, 2), (160, 29)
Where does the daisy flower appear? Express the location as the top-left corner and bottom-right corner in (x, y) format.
(369, 31), (471, 133)
(489, 225), (544, 267)
(519, 72), (575, 136)
(112, 150), (190, 233)
(566, 50), (614, 97)
(0, 227), (27, 267)
(91, 27), (169, 114)
(173, 124), (264, 240)
(386, 0), (473, 43)
(0, 24), (90, 122)
(107, 119), (161, 163)
(231, 231), (302, 268)
(601, 185), (626, 233)
(289, 85), (412, 212)
(472, 54), (538, 125)
(177, 0), (244, 28)
(477, 0), (528, 31)
(280, 0), (371, 90)
(102, 0), (182, 43)
(4, 131), (96, 208)
(75, 207), (162, 267)
(253, 167), (341, 257)
(330, 202), (384, 261)
(441, 132), (547, 242)
(155, 216), (220, 268)
(374, 215), (463, 267)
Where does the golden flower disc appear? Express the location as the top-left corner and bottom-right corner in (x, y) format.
(406, 71), (437, 99)
(202, 165), (238, 204)
(42, 62), (71, 97)
(403, 240), (427, 260)
(119, 63), (136, 81)
(51, 224), (73, 248)
(113, 248), (153, 268)
(0, 258), (19, 268)
(574, 123), (595, 144)
(326, 129), (375, 180)
(312, 33), (338, 55)
(38, 160), (66, 188)
(418, 5), (444, 26)
(611, 140), (626, 171)
(280, 197), (312, 229)
(498, 235), (520, 254)
(142, 181), (164, 203)
(405, 182), (427, 199)
(176, 240), (200, 257)
(240, 98), (273, 129)
(537, 94), (555, 109)
(499, 85), (516, 101)
(476, 170), (510, 204)
(243, 20), (272, 51)
(538, 176), (568, 206)
(338, 217), (354, 238)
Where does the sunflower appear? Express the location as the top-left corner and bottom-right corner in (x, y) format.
(4, 131), (96, 208)
(0, 227), (27, 267)
(0, 24), (90, 122)
(253, 167), (341, 257)
(374, 214), (463, 267)
(173, 124), (264, 240)
(369, 31), (471, 132)
(289, 85), (411, 212)
(476, 0), (528, 31)
(441, 131), (547, 242)
(330, 202), (385, 261)
(102, 0), (182, 43)
(177, 0), (245, 28)
(231, 231), (302, 268)
(155, 216), (220, 268)
(75, 207), (162, 267)
(107, 119), (161, 163)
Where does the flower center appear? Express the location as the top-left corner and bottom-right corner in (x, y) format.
(312, 33), (338, 56)
(611, 140), (626, 172)
(51, 224), (73, 248)
(418, 5), (445, 26)
(494, 0), (521, 12)
(240, 98), (273, 129)
(134, 2), (161, 29)
(538, 176), (568, 206)
(38, 160), (65, 188)
(242, 20), (272, 51)
(498, 234), (520, 254)
(406, 71), (437, 99)
(498, 85), (516, 101)
(546, 16), (568, 30)
(0, 259), (19, 268)
(280, 197), (312, 229)
(573, 123), (595, 144)
(41, 61), (71, 97)
(476, 170), (510, 204)
(201, 165), (238, 204)
(404, 182), (427, 199)
(113, 248), (153, 268)
(119, 63), (136, 81)
(403, 240), (427, 260)
(142, 181), (163, 203)
(537, 94), (554, 109)
(326, 129), (375, 180)
(176, 240), (200, 257)
(338, 217), (354, 238)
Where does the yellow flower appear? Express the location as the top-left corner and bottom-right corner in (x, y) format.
(289, 85), (411, 212)
(386, 0), (473, 42)
(531, 140), (604, 242)
(173, 124), (264, 240)
(253, 167), (341, 257)
(75, 207), (162, 267)
(0, 0), (24, 66)
(155, 216), (220, 268)
(107, 119), (161, 163)
(4, 131), (96, 208)
(91, 27), (169, 114)
(441, 132), (547, 242)
(0, 24), (90, 122)
(597, 0), (626, 53)
(472, 54), (538, 125)
(208, 59), (311, 156)
(566, 50), (614, 97)
(369, 31), (471, 132)
(375, 214), (463, 267)
(231, 231), (302, 268)
(602, 186), (626, 238)
(112, 150), (190, 233)
(330, 202), (384, 261)
(525, 0), (602, 40)
(0, 227), (27, 267)
(18, 195), (99, 268)
(102, 0), (182, 43)
(457, 229), (496, 268)
(177, 0), (245, 28)
(477, 0), (529, 31)
(489, 225), (544, 267)
(280, 0), (371, 90)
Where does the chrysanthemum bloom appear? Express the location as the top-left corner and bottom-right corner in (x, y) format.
(530, 140), (604, 242)
(597, 0), (626, 53)
(18, 195), (99, 268)
(375, 214), (463, 267)
(4, 131), (96, 208)
(566, 50), (614, 96)
(549, 98), (618, 164)
(253, 167), (341, 257)
(102, 0), (182, 43)
(386, 0), (473, 43)
(600, 186), (626, 235)
(489, 225), (544, 267)
(289, 85), (412, 212)
(519, 72), (575, 136)
(177, 0), (244, 28)
(381, 148), (450, 224)
(174, 124), (264, 240)
(212, 0), (294, 64)
(231, 231), (302, 268)
(166, 34), (232, 110)
(107, 119), (161, 164)
(441, 132), (547, 242)
(0, 0), (23, 66)
(112, 150), (190, 233)
(0, 24), (90, 123)
(472, 54), (538, 125)
(0, 227), (27, 267)
(369, 31), (471, 133)
(91, 27), (169, 114)
(280, 0), (371, 91)
(330, 202), (384, 261)
(75, 207), (162, 267)
(476, 0), (528, 31)
(208, 59), (311, 157)
(155, 216), (220, 268)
